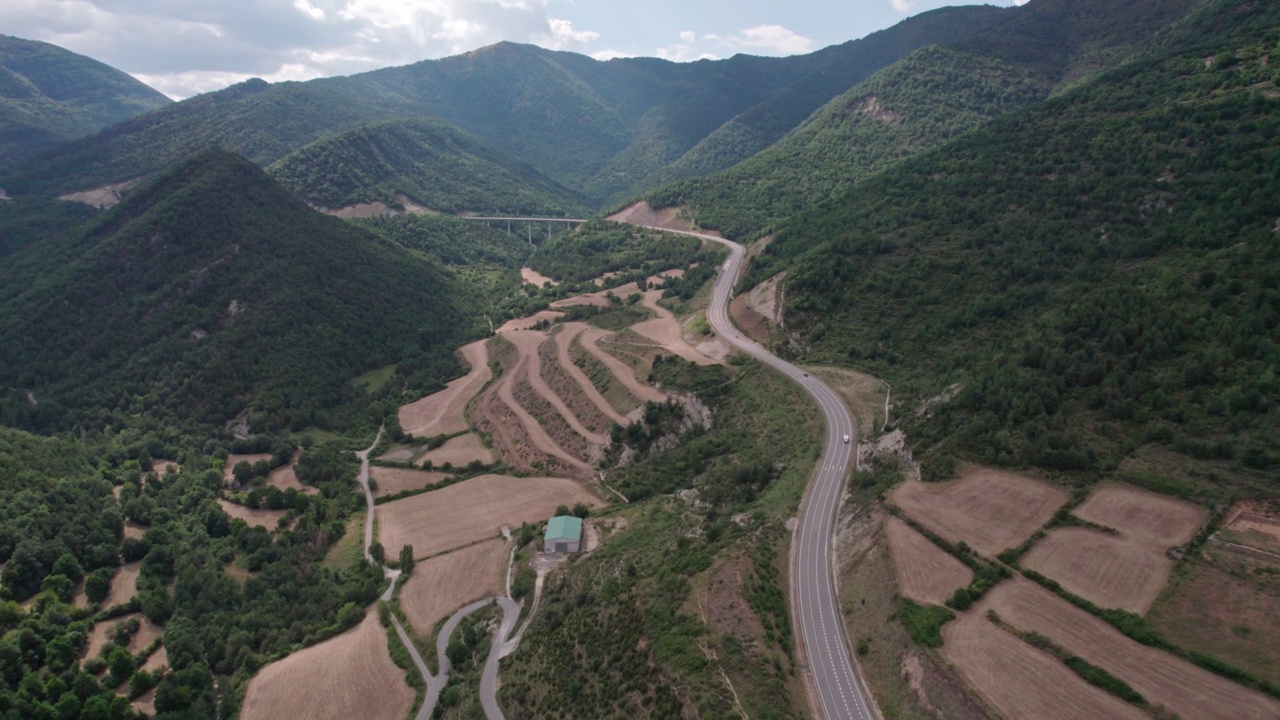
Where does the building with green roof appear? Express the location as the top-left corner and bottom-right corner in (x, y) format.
(544, 515), (583, 553)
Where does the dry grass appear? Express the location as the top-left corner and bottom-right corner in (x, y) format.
(376, 474), (604, 560)
(265, 450), (317, 495)
(941, 606), (1149, 720)
(891, 467), (1068, 557)
(398, 339), (491, 438)
(323, 513), (365, 571)
(415, 433), (495, 468)
(1023, 527), (1173, 614)
(885, 516), (973, 606)
(629, 317), (718, 366)
(102, 561), (141, 609)
(1150, 551), (1280, 686)
(370, 466), (452, 498)
(552, 324), (629, 425)
(550, 282), (642, 309)
(579, 326), (666, 404)
(1074, 484), (1205, 548)
(217, 499), (287, 530)
(399, 539), (508, 635)
(240, 610), (414, 720)
(982, 577), (1280, 720)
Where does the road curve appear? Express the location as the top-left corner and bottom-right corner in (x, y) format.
(634, 224), (877, 720)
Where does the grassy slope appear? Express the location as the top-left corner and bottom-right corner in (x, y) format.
(0, 149), (475, 434)
(0, 34), (170, 165)
(266, 118), (590, 215)
(742, 0), (1280, 477)
(648, 0), (1204, 241)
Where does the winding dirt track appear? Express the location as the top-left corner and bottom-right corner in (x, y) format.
(578, 326), (667, 404)
(492, 337), (594, 474)
(399, 340), (491, 437)
(553, 323), (630, 425)
(505, 330), (608, 445)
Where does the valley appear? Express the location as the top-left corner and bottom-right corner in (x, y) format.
(0, 0), (1277, 718)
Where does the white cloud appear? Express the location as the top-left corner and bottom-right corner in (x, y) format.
(540, 18), (599, 51)
(654, 24), (812, 63)
(891, 0), (916, 12)
(590, 49), (631, 62)
(728, 25), (813, 55)
(0, 0), (606, 98)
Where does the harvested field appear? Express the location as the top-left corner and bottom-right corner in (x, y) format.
(140, 645), (168, 673)
(592, 271), (622, 287)
(123, 520), (146, 540)
(265, 450), (317, 495)
(398, 339), (491, 438)
(630, 315), (719, 366)
(218, 499), (287, 530)
(521, 267), (558, 287)
(506, 329), (607, 444)
(399, 539), (508, 635)
(130, 688), (157, 717)
(885, 517), (972, 606)
(1022, 527), (1172, 614)
(890, 467), (1068, 557)
(1074, 484), (1205, 548)
(983, 578), (1280, 720)
(370, 466), (451, 498)
(579, 326), (665, 404)
(102, 561), (141, 609)
(222, 453), (272, 483)
(497, 309), (564, 333)
(551, 281), (642, 309)
(941, 608), (1149, 720)
(376, 474), (604, 559)
(553, 323), (629, 425)
(1150, 553), (1280, 686)
(240, 610), (413, 720)
(490, 336), (594, 474)
(415, 432), (494, 468)
(81, 612), (160, 661)
(377, 447), (416, 462)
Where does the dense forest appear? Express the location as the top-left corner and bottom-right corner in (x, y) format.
(741, 0), (1280, 476)
(646, 0), (1203, 241)
(0, 5), (1005, 204)
(266, 118), (589, 215)
(0, 34), (170, 165)
(0, 149), (475, 435)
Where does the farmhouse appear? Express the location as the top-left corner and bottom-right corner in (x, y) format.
(544, 515), (582, 553)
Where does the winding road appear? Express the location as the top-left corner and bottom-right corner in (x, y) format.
(634, 223), (878, 720)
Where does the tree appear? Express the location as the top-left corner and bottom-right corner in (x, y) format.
(554, 505), (570, 517)
(572, 503), (590, 518)
(232, 461), (253, 485)
(369, 542), (385, 565)
(398, 545), (415, 574)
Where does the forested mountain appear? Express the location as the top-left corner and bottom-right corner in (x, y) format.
(266, 118), (589, 214)
(738, 0), (1279, 477)
(0, 6), (999, 204)
(649, 0), (1204, 240)
(0, 149), (474, 434)
(0, 34), (170, 166)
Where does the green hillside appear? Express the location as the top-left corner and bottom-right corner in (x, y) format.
(0, 7), (1001, 203)
(0, 34), (170, 165)
(0, 149), (474, 434)
(649, 0), (1204, 240)
(267, 118), (589, 214)
(740, 0), (1280, 479)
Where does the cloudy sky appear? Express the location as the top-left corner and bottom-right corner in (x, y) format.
(3, 0), (1024, 99)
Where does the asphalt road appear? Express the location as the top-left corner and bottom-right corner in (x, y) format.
(639, 225), (877, 720)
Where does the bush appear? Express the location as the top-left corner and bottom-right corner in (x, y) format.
(899, 600), (954, 648)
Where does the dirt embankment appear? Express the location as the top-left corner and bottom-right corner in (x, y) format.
(606, 201), (723, 237)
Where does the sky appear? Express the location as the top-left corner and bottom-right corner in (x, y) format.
(2, 0), (1026, 99)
